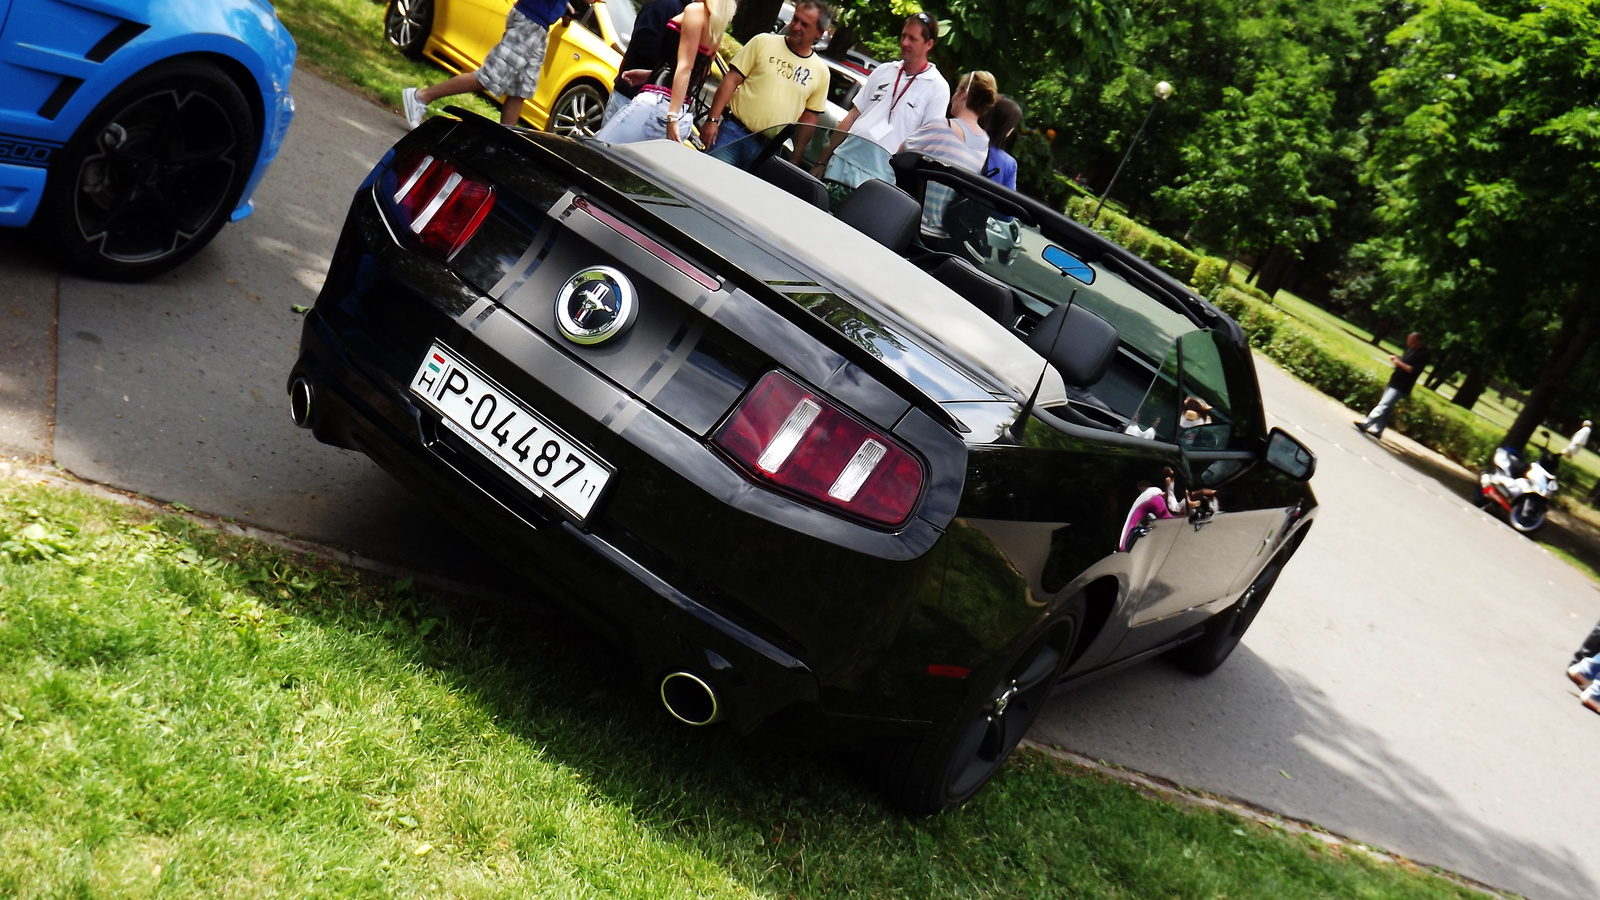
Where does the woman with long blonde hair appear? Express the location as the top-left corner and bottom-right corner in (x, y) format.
(595, 0), (736, 144)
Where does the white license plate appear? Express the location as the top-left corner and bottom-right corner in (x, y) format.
(410, 343), (612, 521)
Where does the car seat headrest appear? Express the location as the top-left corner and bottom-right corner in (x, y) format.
(754, 156), (830, 210)
(835, 179), (920, 253)
(928, 256), (1014, 325)
(1024, 302), (1120, 387)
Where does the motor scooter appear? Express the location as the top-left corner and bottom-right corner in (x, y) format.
(1475, 432), (1559, 534)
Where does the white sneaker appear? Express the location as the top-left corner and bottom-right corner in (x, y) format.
(402, 87), (425, 129)
(1570, 664), (1594, 690)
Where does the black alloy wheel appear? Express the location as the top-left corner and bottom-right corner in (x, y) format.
(42, 61), (254, 281)
(385, 0), (433, 58)
(549, 82), (608, 137)
(1170, 552), (1287, 675)
(873, 616), (1078, 815)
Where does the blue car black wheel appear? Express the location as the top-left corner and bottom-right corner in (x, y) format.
(43, 60), (255, 280)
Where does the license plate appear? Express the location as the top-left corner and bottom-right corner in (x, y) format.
(410, 343), (612, 521)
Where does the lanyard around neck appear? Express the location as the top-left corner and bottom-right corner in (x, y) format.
(888, 64), (923, 122)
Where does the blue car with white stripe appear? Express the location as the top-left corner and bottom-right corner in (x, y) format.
(0, 0), (296, 279)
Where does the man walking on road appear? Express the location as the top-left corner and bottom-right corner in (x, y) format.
(1356, 332), (1430, 438)
(700, 0), (831, 169)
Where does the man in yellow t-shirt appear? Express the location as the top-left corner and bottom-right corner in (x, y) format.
(702, 1), (831, 169)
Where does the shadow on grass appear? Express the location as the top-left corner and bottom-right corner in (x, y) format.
(154, 510), (1487, 900)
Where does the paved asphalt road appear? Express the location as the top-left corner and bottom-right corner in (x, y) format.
(4, 70), (1598, 899)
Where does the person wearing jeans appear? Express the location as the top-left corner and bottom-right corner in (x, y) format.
(701, 1), (830, 167)
(1567, 651), (1600, 715)
(1356, 332), (1430, 438)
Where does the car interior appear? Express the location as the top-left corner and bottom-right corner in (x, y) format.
(735, 138), (1210, 438)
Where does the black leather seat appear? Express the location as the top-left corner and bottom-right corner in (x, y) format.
(927, 256), (1014, 325)
(835, 179), (921, 253)
(754, 156), (829, 210)
(1024, 302), (1119, 389)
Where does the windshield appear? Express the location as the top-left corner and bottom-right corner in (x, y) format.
(605, 0), (639, 50)
(912, 181), (1193, 369)
(705, 123), (894, 210)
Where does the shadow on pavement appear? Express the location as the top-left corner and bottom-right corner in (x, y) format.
(1039, 645), (1595, 900)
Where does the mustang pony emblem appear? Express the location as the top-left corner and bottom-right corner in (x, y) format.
(555, 266), (637, 345)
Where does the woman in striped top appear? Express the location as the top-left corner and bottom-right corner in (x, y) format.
(902, 71), (998, 237)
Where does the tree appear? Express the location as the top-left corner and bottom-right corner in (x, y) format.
(1364, 0), (1600, 450)
(1154, 67), (1337, 276)
(929, 0), (1133, 90)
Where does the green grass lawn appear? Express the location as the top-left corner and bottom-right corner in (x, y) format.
(0, 478), (1483, 898)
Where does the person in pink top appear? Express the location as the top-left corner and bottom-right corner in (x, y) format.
(1119, 468), (1186, 552)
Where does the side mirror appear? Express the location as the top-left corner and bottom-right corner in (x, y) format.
(1265, 428), (1315, 481)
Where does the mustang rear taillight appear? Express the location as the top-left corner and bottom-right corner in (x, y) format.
(714, 372), (924, 528)
(380, 146), (495, 260)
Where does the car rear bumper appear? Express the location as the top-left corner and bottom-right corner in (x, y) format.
(292, 309), (839, 733)
(288, 190), (952, 738)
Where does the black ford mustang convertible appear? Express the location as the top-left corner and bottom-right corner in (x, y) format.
(288, 111), (1317, 813)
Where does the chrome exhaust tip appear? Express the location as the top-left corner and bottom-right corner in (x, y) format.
(660, 671), (723, 726)
(289, 377), (315, 429)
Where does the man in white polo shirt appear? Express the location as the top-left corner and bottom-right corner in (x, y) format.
(811, 12), (951, 185)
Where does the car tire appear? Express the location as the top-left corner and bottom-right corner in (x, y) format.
(385, 0), (433, 58)
(1169, 549), (1288, 676)
(870, 612), (1079, 815)
(40, 60), (255, 281)
(548, 81), (608, 137)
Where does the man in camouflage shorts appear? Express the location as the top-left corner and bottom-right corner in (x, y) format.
(402, 0), (585, 127)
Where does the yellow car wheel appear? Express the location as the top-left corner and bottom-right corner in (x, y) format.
(549, 80), (608, 137)
(385, 0), (432, 59)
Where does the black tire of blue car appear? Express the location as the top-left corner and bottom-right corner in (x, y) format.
(549, 81), (609, 137)
(871, 610), (1080, 815)
(385, 0), (434, 58)
(1168, 547), (1290, 675)
(40, 60), (255, 281)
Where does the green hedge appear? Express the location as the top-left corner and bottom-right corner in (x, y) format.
(1210, 287), (1498, 468)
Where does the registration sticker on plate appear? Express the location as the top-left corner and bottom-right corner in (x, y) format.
(410, 343), (613, 521)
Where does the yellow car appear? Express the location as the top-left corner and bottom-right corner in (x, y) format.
(383, 0), (637, 135)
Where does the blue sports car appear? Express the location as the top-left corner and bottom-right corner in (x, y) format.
(0, 0), (296, 279)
